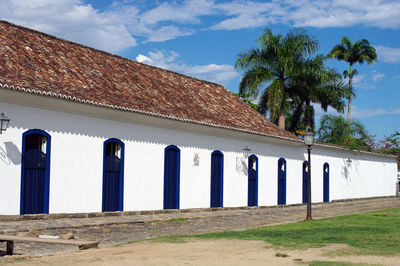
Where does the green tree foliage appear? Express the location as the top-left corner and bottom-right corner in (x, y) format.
(235, 28), (318, 129)
(318, 116), (400, 162)
(286, 55), (348, 132)
(370, 131), (400, 156)
(234, 93), (260, 112)
(236, 28), (347, 132)
(317, 114), (369, 147)
(326, 37), (377, 125)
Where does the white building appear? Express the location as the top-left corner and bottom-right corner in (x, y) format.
(0, 21), (397, 216)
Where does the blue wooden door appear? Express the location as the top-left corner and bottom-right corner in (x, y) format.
(248, 155), (258, 206)
(211, 151), (223, 208)
(102, 139), (124, 212)
(302, 161), (309, 204)
(164, 146), (180, 209)
(103, 155), (121, 211)
(23, 149), (46, 214)
(323, 163), (329, 202)
(21, 130), (50, 215)
(278, 159), (286, 205)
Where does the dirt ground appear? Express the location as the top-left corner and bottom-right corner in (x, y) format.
(2, 239), (400, 266)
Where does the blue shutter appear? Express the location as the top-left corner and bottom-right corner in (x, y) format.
(211, 150), (223, 208)
(102, 138), (124, 212)
(278, 158), (286, 205)
(164, 145), (180, 209)
(302, 161), (309, 204)
(20, 129), (51, 215)
(248, 155), (258, 206)
(323, 163), (329, 202)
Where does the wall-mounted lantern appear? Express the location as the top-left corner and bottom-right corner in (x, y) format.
(0, 112), (10, 134)
(242, 146), (251, 159)
(193, 153), (200, 166)
(346, 158), (352, 167)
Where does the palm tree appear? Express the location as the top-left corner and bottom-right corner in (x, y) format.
(317, 114), (368, 145)
(326, 37), (377, 125)
(235, 28), (318, 129)
(285, 55), (347, 132)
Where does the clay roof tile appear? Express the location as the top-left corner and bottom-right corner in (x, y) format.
(0, 20), (297, 140)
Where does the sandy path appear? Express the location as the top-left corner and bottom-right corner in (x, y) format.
(3, 239), (400, 266)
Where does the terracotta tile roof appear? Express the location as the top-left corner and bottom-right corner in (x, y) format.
(0, 20), (297, 140)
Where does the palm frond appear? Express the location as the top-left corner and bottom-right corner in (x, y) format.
(239, 67), (274, 97)
(266, 79), (285, 123)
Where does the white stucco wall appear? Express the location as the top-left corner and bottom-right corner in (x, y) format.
(0, 100), (397, 215)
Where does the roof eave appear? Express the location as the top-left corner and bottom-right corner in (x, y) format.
(0, 82), (302, 145)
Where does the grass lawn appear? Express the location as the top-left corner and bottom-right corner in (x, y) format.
(156, 208), (400, 255)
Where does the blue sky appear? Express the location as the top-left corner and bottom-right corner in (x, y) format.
(1, 0), (399, 139)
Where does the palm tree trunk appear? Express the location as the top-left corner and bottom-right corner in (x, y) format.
(278, 112), (285, 129)
(304, 102), (313, 131)
(346, 75), (353, 126)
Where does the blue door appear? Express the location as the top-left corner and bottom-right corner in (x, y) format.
(102, 139), (124, 212)
(164, 145), (180, 209)
(302, 161), (309, 204)
(278, 158), (286, 205)
(248, 155), (258, 206)
(211, 151), (223, 208)
(21, 130), (51, 215)
(323, 163), (329, 202)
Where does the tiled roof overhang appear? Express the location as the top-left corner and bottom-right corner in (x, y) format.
(0, 20), (298, 141)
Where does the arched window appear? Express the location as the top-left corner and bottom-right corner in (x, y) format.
(323, 163), (329, 202)
(102, 138), (124, 212)
(164, 145), (180, 209)
(20, 129), (51, 214)
(302, 161), (309, 204)
(248, 155), (258, 206)
(277, 158), (286, 205)
(211, 150), (223, 208)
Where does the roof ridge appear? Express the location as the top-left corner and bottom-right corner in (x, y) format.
(0, 20), (226, 88)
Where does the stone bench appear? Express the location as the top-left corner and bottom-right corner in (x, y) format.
(0, 235), (98, 255)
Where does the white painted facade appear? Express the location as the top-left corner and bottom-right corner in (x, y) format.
(0, 90), (398, 215)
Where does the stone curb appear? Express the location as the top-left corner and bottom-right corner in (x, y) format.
(0, 195), (396, 222)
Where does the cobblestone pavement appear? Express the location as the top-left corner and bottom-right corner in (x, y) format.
(0, 197), (399, 257)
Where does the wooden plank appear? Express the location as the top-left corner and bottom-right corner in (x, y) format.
(0, 235), (98, 248)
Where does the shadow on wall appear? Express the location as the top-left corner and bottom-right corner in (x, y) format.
(341, 156), (360, 183)
(236, 157), (248, 175)
(342, 163), (350, 182)
(0, 141), (21, 165)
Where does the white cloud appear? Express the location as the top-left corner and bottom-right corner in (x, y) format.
(0, 0), (216, 49)
(372, 73), (385, 82)
(351, 107), (400, 119)
(347, 74), (378, 90)
(143, 26), (193, 43)
(212, 2), (275, 30)
(0, 0), (137, 53)
(127, 0), (215, 43)
(352, 75), (366, 87)
(2, 0), (399, 53)
(375, 45), (400, 63)
(286, 0), (400, 29)
(136, 50), (238, 85)
(314, 104), (400, 121)
(314, 104), (342, 116)
(391, 75), (400, 80)
(211, 0), (400, 30)
(140, 0), (215, 25)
